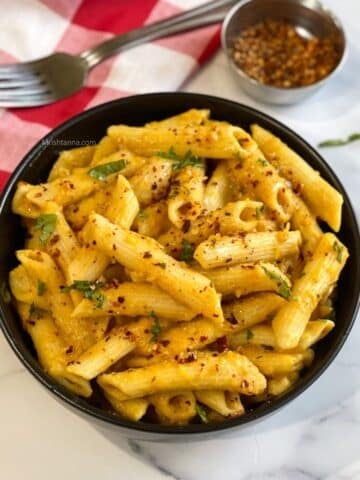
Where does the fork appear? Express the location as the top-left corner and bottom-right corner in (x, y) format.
(0, 0), (237, 108)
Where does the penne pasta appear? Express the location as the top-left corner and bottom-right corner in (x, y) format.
(195, 390), (244, 418)
(98, 351), (267, 401)
(149, 391), (197, 425)
(251, 124), (343, 231)
(272, 233), (348, 349)
(48, 146), (95, 181)
(71, 282), (196, 321)
(83, 213), (223, 323)
(194, 230), (301, 269)
(203, 162), (231, 211)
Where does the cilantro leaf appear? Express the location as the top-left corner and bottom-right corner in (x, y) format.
(262, 266), (291, 300)
(318, 133), (360, 148)
(257, 157), (268, 166)
(88, 160), (126, 181)
(246, 329), (254, 341)
(179, 240), (194, 262)
(333, 241), (343, 263)
(149, 311), (161, 342)
(35, 213), (57, 245)
(0, 281), (11, 303)
(196, 403), (209, 424)
(37, 280), (46, 296)
(138, 209), (147, 220)
(61, 280), (105, 308)
(158, 147), (203, 171)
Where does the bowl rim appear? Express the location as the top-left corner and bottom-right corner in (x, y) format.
(0, 92), (359, 436)
(220, 0), (348, 93)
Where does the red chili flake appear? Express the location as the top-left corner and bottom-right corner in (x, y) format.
(200, 335), (208, 342)
(143, 251), (152, 259)
(178, 352), (197, 364)
(27, 319), (36, 326)
(159, 339), (170, 347)
(151, 183), (157, 191)
(182, 220), (191, 233)
(216, 336), (228, 353)
(65, 345), (74, 354)
(117, 296), (125, 303)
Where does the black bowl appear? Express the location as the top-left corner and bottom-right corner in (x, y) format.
(0, 93), (359, 440)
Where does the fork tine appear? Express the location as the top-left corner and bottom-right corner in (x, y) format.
(0, 92), (53, 108)
(0, 85), (49, 97)
(0, 76), (43, 88)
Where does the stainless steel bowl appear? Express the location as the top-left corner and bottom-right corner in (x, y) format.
(221, 0), (347, 105)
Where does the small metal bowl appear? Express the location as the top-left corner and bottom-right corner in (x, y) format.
(221, 0), (347, 105)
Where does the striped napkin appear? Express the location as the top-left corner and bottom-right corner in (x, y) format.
(0, 0), (220, 190)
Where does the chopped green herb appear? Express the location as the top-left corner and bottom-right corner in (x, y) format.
(262, 266), (291, 300)
(158, 147), (203, 171)
(257, 157), (268, 166)
(35, 213), (57, 245)
(29, 302), (42, 318)
(88, 160), (126, 181)
(155, 262), (167, 269)
(179, 240), (194, 262)
(37, 280), (46, 296)
(196, 403), (208, 424)
(246, 329), (254, 341)
(333, 241), (343, 263)
(61, 280), (105, 308)
(318, 133), (360, 148)
(0, 281), (11, 303)
(149, 311), (161, 342)
(255, 205), (264, 220)
(138, 209), (147, 220)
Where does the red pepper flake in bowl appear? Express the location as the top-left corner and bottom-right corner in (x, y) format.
(230, 19), (342, 88)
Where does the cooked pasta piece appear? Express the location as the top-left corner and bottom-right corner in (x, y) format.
(251, 124), (343, 231)
(237, 345), (314, 377)
(129, 156), (173, 207)
(91, 135), (118, 166)
(149, 391), (197, 425)
(194, 230), (301, 269)
(272, 233), (348, 349)
(132, 200), (170, 238)
(71, 282), (196, 321)
(145, 109), (210, 128)
(203, 163), (231, 211)
(48, 145), (95, 181)
(195, 390), (244, 418)
(199, 262), (291, 297)
(16, 302), (92, 397)
(108, 123), (252, 159)
(83, 213), (223, 323)
(168, 164), (206, 228)
(267, 373), (299, 396)
(103, 394), (149, 422)
(98, 351), (267, 401)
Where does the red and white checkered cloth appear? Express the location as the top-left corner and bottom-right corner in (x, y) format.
(0, 0), (220, 191)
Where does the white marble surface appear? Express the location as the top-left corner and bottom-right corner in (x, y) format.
(1, 0), (360, 478)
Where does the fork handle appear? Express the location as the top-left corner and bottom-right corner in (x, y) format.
(79, 0), (237, 68)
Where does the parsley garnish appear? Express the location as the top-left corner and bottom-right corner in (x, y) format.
(88, 160), (126, 181)
(257, 157), (268, 166)
(196, 403), (209, 424)
(0, 281), (11, 303)
(179, 240), (194, 262)
(158, 147), (203, 171)
(37, 280), (46, 296)
(155, 262), (167, 269)
(333, 241), (343, 263)
(29, 302), (42, 318)
(318, 133), (360, 148)
(149, 311), (161, 342)
(246, 329), (254, 341)
(35, 213), (57, 245)
(255, 205), (264, 220)
(138, 209), (147, 220)
(61, 280), (105, 308)
(262, 266), (291, 299)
